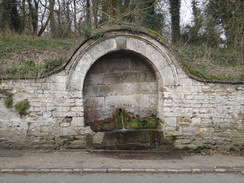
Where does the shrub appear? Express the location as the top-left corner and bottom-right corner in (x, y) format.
(0, 89), (13, 108)
(15, 99), (30, 117)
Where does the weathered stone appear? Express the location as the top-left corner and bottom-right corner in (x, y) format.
(0, 27), (243, 150)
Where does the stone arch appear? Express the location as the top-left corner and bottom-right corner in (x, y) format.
(83, 50), (158, 127)
(67, 29), (180, 126)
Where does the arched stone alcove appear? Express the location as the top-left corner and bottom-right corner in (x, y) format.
(68, 30), (180, 129)
(83, 51), (158, 130)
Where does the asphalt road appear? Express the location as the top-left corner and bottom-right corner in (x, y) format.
(0, 173), (243, 183)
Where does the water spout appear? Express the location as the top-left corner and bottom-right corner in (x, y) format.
(119, 108), (126, 130)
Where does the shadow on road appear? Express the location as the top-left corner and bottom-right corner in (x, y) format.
(89, 150), (193, 160)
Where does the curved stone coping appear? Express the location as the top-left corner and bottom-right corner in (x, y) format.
(0, 168), (243, 174)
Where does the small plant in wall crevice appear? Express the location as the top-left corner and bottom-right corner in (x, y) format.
(0, 89), (13, 108)
(15, 99), (30, 118)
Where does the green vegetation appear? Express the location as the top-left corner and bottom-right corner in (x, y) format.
(125, 118), (158, 129)
(0, 34), (75, 78)
(230, 147), (243, 153)
(0, 89), (13, 108)
(0, 34), (74, 51)
(80, 27), (92, 38)
(148, 29), (166, 40)
(116, 109), (158, 129)
(0, 30), (243, 82)
(0, 90), (31, 117)
(93, 31), (105, 39)
(90, 109), (158, 132)
(177, 43), (244, 82)
(228, 126), (238, 130)
(0, 89), (30, 117)
(14, 99), (30, 117)
(199, 148), (211, 154)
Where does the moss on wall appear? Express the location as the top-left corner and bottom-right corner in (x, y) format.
(89, 109), (158, 132)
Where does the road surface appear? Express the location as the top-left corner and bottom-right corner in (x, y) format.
(0, 173), (243, 183)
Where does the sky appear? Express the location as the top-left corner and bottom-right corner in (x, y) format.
(180, 0), (194, 26)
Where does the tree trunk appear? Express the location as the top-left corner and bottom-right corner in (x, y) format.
(49, 0), (56, 37)
(92, 0), (98, 28)
(111, 0), (120, 20)
(27, 0), (39, 34)
(73, 0), (77, 30)
(4, 0), (22, 33)
(143, 0), (156, 29)
(86, 0), (91, 27)
(169, 0), (181, 44)
(21, 0), (26, 33)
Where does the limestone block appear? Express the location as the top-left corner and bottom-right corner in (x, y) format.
(55, 107), (70, 112)
(53, 76), (67, 83)
(197, 127), (206, 134)
(69, 92), (83, 98)
(194, 86), (203, 92)
(73, 111), (83, 117)
(181, 139), (192, 144)
(52, 111), (68, 117)
(180, 79), (193, 86)
(192, 80), (204, 86)
(83, 126), (94, 134)
(127, 38), (147, 56)
(182, 85), (195, 94)
(31, 102), (43, 107)
(76, 53), (93, 74)
(72, 117), (84, 127)
(88, 39), (117, 61)
(50, 82), (66, 91)
(163, 112), (176, 117)
(41, 83), (50, 90)
(194, 95), (205, 100)
(116, 36), (127, 49)
(69, 72), (85, 91)
(159, 66), (175, 86)
(192, 117), (201, 124)
(146, 45), (167, 71)
(163, 98), (173, 107)
(164, 117), (176, 127)
(93, 132), (105, 144)
(71, 107), (83, 112)
(69, 139), (86, 149)
(60, 122), (71, 127)
(60, 127), (77, 136)
(170, 87), (184, 99)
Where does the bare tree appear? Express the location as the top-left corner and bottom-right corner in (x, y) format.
(169, 0), (181, 44)
(0, 0), (22, 33)
(27, 0), (39, 34)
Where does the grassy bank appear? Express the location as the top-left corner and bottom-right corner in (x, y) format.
(0, 33), (243, 82)
(0, 34), (76, 78)
(177, 43), (244, 82)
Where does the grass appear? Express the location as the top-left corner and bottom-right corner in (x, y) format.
(0, 33), (76, 78)
(177, 43), (244, 82)
(0, 33), (243, 82)
(0, 34), (74, 51)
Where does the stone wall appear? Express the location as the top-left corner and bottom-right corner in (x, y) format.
(84, 51), (158, 125)
(0, 27), (243, 150)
